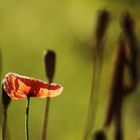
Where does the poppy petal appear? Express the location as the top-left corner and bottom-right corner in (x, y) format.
(3, 73), (63, 99)
(38, 86), (63, 98)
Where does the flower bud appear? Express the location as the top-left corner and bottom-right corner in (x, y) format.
(120, 11), (134, 34)
(44, 50), (56, 83)
(96, 9), (110, 45)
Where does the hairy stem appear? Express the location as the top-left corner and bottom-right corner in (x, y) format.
(41, 97), (51, 140)
(2, 109), (7, 140)
(25, 97), (30, 140)
(83, 48), (103, 140)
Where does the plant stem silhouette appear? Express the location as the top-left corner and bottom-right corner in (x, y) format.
(41, 50), (55, 140)
(83, 9), (110, 140)
(25, 97), (30, 140)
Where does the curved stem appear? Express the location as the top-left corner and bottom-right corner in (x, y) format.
(25, 97), (30, 140)
(83, 51), (103, 140)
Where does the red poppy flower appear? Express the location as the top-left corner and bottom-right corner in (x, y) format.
(2, 73), (63, 99)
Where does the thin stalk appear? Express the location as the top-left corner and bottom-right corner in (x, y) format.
(115, 101), (123, 140)
(83, 10), (109, 140)
(41, 97), (51, 140)
(42, 50), (55, 140)
(2, 109), (7, 140)
(83, 46), (103, 140)
(25, 97), (30, 140)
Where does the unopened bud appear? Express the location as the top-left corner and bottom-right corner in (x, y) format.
(96, 9), (110, 44)
(44, 50), (56, 83)
(120, 11), (134, 34)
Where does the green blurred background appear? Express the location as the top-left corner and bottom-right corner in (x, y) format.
(0, 0), (140, 139)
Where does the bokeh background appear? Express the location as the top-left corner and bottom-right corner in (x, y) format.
(0, 0), (140, 140)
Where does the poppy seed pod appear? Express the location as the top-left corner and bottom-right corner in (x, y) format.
(93, 130), (107, 140)
(2, 84), (11, 110)
(96, 9), (110, 44)
(121, 11), (134, 34)
(120, 11), (139, 89)
(44, 50), (56, 83)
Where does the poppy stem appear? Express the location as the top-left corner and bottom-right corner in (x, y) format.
(41, 97), (51, 140)
(83, 55), (102, 140)
(2, 109), (7, 140)
(42, 50), (55, 140)
(83, 9), (110, 140)
(115, 103), (123, 140)
(25, 97), (30, 140)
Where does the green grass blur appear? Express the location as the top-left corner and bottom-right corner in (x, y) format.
(0, 0), (140, 140)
